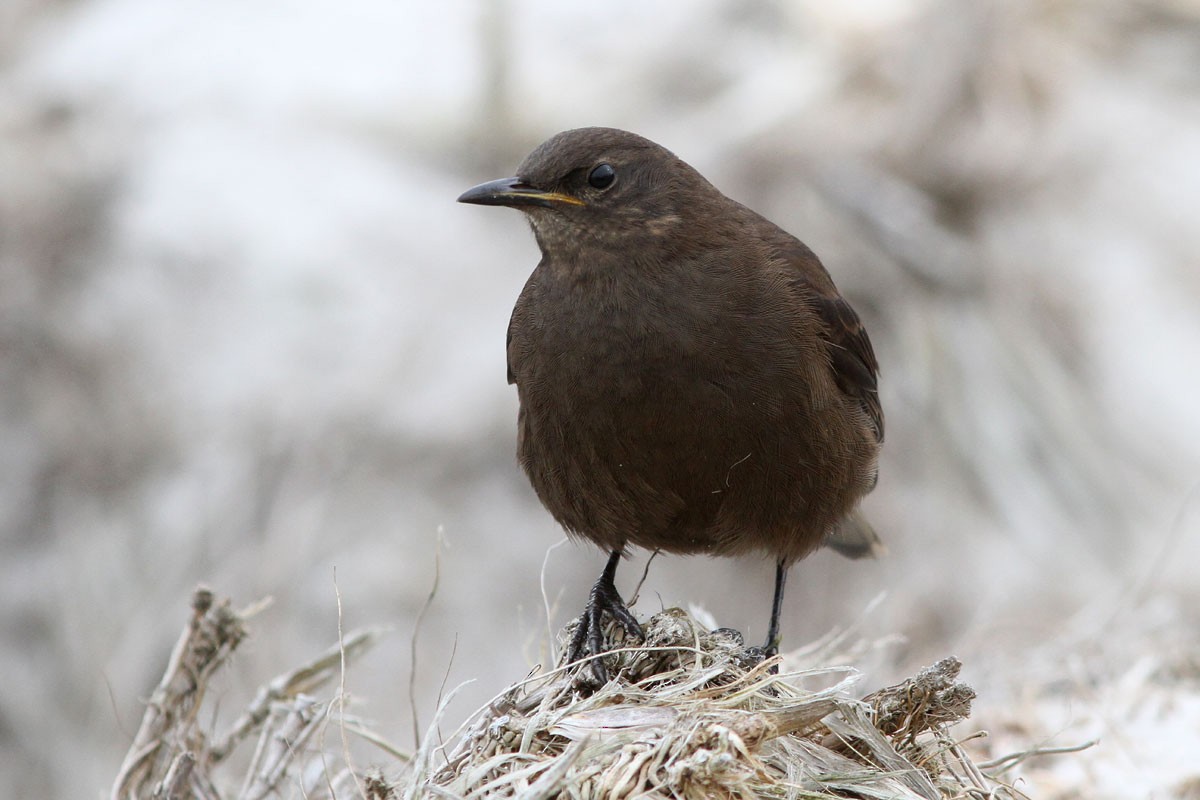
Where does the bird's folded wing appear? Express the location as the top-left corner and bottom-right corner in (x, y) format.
(781, 242), (884, 443)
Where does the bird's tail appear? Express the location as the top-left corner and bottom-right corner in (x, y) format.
(824, 510), (887, 559)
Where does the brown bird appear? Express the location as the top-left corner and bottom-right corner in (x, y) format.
(458, 128), (883, 684)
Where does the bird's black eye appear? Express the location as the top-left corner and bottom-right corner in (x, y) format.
(587, 163), (616, 190)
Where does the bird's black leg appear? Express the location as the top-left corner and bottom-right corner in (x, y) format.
(565, 550), (644, 685)
(763, 559), (789, 658)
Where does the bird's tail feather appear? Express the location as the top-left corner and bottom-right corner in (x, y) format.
(824, 510), (887, 559)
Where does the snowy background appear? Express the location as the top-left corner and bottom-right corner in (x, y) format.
(2, 0), (1199, 796)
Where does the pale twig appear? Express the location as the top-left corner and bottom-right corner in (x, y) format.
(339, 719), (411, 762)
(433, 633), (459, 751)
(211, 627), (383, 762)
(977, 739), (1099, 772)
(402, 680), (477, 800)
(238, 697), (328, 800)
(627, 550), (659, 607)
(111, 588), (246, 800)
(411, 527), (445, 747)
(539, 538), (570, 663)
(155, 751), (194, 800)
(331, 568), (367, 800)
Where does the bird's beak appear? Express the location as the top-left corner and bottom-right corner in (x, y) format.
(457, 177), (585, 209)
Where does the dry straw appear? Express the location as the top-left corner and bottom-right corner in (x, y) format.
(112, 588), (1029, 799)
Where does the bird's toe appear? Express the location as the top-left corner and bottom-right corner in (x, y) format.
(563, 588), (643, 687)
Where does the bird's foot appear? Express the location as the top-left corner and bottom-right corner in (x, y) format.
(708, 627), (745, 647)
(743, 641), (781, 675)
(564, 572), (644, 688)
(710, 627), (764, 671)
(713, 628), (779, 675)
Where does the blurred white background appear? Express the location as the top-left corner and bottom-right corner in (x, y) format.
(2, 0), (1199, 796)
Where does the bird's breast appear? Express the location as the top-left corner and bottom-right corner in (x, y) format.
(511, 263), (814, 480)
(507, 255), (873, 559)
(519, 273), (721, 404)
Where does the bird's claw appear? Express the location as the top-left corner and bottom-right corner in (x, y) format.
(564, 570), (644, 687)
(742, 642), (781, 675)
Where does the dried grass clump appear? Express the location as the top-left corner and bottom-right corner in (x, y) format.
(416, 608), (1011, 800)
(111, 589), (1028, 799)
(110, 588), (391, 800)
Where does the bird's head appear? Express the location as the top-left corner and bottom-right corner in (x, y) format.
(458, 127), (712, 258)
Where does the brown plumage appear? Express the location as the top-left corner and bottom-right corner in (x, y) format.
(458, 128), (883, 684)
